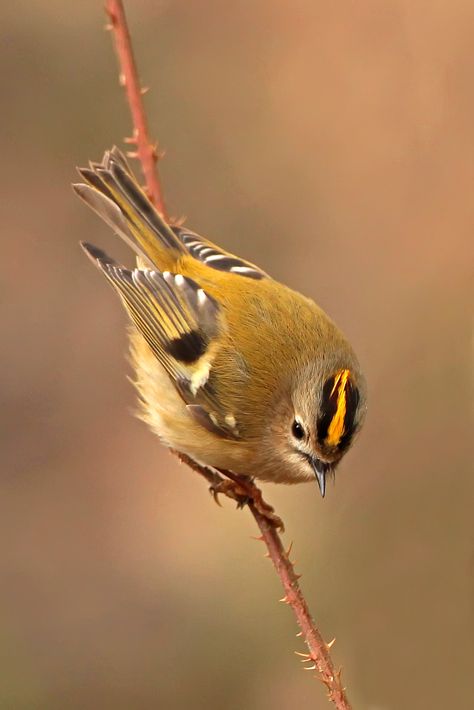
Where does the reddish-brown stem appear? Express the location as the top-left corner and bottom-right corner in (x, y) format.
(249, 507), (351, 710)
(105, 0), (168, 218)
(177, 455), (351, 709)
(103, 3), (352, 708)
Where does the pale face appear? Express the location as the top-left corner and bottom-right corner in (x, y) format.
(257, 366), (365, 493)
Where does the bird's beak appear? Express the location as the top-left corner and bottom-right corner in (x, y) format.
(311, 458), (329, 498)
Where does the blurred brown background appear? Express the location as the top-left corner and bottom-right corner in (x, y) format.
(1, 1), (472, 708)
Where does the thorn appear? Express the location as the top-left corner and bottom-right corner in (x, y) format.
(293, 573), (302, 580)
(104, 23), (113, 31)
(279, 596), (289, 603)
(150, 142), (165, 161)
(286, 541), (294, 557)
(126, 151), (139, 159)
(294, 651), (311, 658)
(296, 631), (303, 637)
(326, 637), (336, 649)
(319, 677), (332, 689)
(250, 535), (265, 542)
(141, 86), (150, 95)
(263, 552), (270, 559)
(119, 73), (126, 87)
(303, 664), (316, 671)
(124, 135), (137, 144)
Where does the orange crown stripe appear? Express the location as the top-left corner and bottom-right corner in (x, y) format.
(325, 369), (350, 447)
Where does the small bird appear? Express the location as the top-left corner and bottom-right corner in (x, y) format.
(74, 148), (366, 497)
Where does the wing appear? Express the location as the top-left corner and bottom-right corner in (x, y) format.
(172, 226), (269, 281)
(82, 242), (240, 439)
(74, 148), (269, 281)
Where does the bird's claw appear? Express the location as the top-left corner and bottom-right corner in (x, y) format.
(215, 471), (285, 532)
(209, 478), (249, 508)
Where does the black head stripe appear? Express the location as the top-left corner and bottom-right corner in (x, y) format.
(338, 381), (360, 451)
(316, 374), (339, 442)
(165, 330), (207, 364)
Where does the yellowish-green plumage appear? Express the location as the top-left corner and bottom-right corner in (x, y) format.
(75, 148), (366, 495)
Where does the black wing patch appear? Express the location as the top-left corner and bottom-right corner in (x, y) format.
(172, 226), (268, 280)
(81, 242), (219, 374)
(165, 330), (207, 364)
(81, 242), (241, 440)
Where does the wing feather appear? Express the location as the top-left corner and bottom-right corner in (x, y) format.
(172, 226), (269, 280)
(73, 148), (185, 269)
(81, 242), (239, 439)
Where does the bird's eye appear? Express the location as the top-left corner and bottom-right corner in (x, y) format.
(292, 420), (305, 440)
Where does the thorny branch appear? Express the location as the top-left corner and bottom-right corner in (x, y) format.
(105, 0), (167, 219)
(104, 2), (352, 708)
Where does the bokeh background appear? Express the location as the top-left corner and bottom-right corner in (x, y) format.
(2, 1), (473, 708)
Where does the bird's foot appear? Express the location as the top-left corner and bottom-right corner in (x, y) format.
(174, 451), (283, 531)
(217, 470), (284, 532)
(209, 478), (251, 508)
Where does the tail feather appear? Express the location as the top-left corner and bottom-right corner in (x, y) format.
(73, 183), (154, 267)
(73, 148), (185, 269)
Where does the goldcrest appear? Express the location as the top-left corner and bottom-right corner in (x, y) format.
(74, 148), (366, 496)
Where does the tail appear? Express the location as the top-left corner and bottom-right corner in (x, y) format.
(72, 147), (185, 270)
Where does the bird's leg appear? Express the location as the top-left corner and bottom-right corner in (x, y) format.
(174, 451), (283, 530)
(209, 472), (252, 508)
(174, 452), (249, 507)
(217, 469), (285, 532)
(209, 478), (250, 507)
